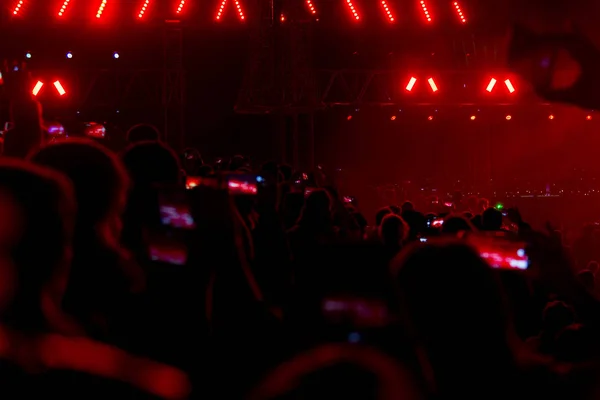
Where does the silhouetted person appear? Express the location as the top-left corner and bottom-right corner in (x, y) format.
(379, 214), (408, 261)
(121, 140), (181, 186)
(401, 201), (414, 213)
(375, 207), (392, 227)
(526, 300), (576, 355)
(29, 139), (145, 347)
(441, 215), (475, 235)
(482, 207), (503, 231)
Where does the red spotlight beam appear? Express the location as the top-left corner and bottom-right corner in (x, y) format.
(215, 0), (245, 21)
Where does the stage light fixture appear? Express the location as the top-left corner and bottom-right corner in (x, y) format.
(428, 78), (438, 92)
(176, 0), (186, 14)
(486, 78), (497, 92)
(505, 115), (512, 120)
(32, 81), (44, 96)
(504, 79), (515, 93)
(12, 0), (24, 15)
(548, 114), (554, 120)
(347, 115), (353, 121)
(137, 0), (151, 18)
(113, 52), (120, 59)
(216, 0), (245, 21)
(280, 14), (285, 21)
(53, 81), (66, 96)
(427, 116), (434, 121)
(58, 0), (71, 16)
(306, 0), (316, 14)
(390, 115), (397, 121)
(405, 77), (417, 91)
(66, 51), (73, 59)
(96, 0), (108, 18)
(470, 115), (476, 120)
(345, 0), (360, 20)
(420, 0), (432, 22)
(453, 2), (466, 23)
(380, 1), (395, 22)
(25, 52), (31, 59)
(586, 115), (593, 120)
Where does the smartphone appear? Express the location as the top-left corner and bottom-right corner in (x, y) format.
(468, 233), (529, 270)
(419, 237), (428, 243)
(432, 219), (444, 228)
(343, 196), (356, 204)
(185, 176), (201, 190)
(322, 297), (388, 329)
(304, 187), (318, 198)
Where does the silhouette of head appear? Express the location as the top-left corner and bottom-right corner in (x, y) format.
(375, 207), (392, 227)
(29, 139), (129, 231)
(441, 215), (474, 235)
(541, 300), (575, 334)
(126, 123), (160, 143)
(379, 214), (409, 247)
(577, 269), (595, 292)
(298, 189), (332, 226)
(121, 140), (181, 186)
(401, 201), (414, 213)
(482, 207), (503, 231)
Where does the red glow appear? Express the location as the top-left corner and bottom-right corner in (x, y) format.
(504, 79), (516, 93)
(280, 14), (285, 21)
(505, 115), (512, 120)
(96, 0), (107, 18)
(405, 77), (417, 91)
(306, 0), (316, 14)
(216, 0), (245, 21)
(390, 115), (396, 121)
(32, 81), (44, 96)
(137, 0), (151, 18)
(486, 78), (497, 92)
(228, 180), (257, 195)
(587, 115), (593, 120)
(347, 115), (353, 121)
(427, 115), (433, 121)
(12, 0), (24, 15)
(58, 0), (71, 16)
(380, 1), (395, 22)
(176, 0), (186, 14)
(345, 0), (360, 20)
(470, 115), (476, 120)
(419, 0), (432, 22)
(453, 1), (466, 23)
(548, 114), (555, 120)
(428, 78), (438, 92)
(53, 81), (66, 96)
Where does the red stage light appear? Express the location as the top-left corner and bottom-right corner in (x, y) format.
(428, 116), (433, 121)
(345, 0), (360, 20)
(419, 0), (432, 22)
(54, 81), (66, 96)
(428, 78), (438, 92)
(58, 0), (71, 16)
(216, 0), (245, 21)
(137, 0), (151, 18)
(390, 115), (396, 121)
(470, 115), (476, 120)
(504, 79), (516, 93)
(405, 77), (417, 91)
(380, 1), (395, 22)
(96, 0), (108, 18)
(280, 14), (285, 22)
(505, 115), (512, 120)
(453, 2), (466, 23)
(586, 115), (593, 120)
(12, 0), (24, 15)
(548, 114), (554, 120)
(347, 115), (353, 121)
(32, 81), (44, 96)
(176, 0), (186, 14)
(306, 0), (317, 14)
(486, 78), (497, 92)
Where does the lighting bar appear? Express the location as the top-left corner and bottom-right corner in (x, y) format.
(280, 14), (285, 22)
(453, 2), (466, 23)
(96, 0), (107, 18)
(234, 0), (245, 20)
(486, 78), (497, 92)
(58, 0), (71, 16)
(176, 0), (186, 14)
(306, 0), (316, 14)
(504, 79), (515, 93)
(216, 0), (245, 21)
(12, 0), (24, 15)
(54, 81), (66, 96)
(216, 0), (226, 19)
(405, 77), (417, 91)
(419, 0), (431, 22)
(428, 78), (438, 92)
(137, 0), (151, 18)
(381, 1), (395, 22)
(345, 0), (360, 21)
(32, 81), (44, 96)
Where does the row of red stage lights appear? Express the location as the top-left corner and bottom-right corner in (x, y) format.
(347, 114), (596, 121)
(406, 77), (516, 93)
(13, 0), (467, 23)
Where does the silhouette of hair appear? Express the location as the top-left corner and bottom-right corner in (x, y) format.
(541, 300), (575, 334)
(121, 140), (181, 185)
(389, 205), (401, 215)
(297, 189), (332, 227)
(401, 202), (414, 213)
(279, 164), (293, 182)
(0, 159), (75, 332)
(482, 207), (503, 231)
(29, 139), (128, 226)
(126, 123), (160, 143)
(441, 215), (474, 234)
(375, 207), (392, 226)
(379, 214), (409, 246)
(577, 269), (595, 292)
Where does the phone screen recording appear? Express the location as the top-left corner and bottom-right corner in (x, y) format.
(227, 175), (258, 195)
(468, 234), (529, 270)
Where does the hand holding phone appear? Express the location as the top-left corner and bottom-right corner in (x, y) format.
(468, 233), (529, 270)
